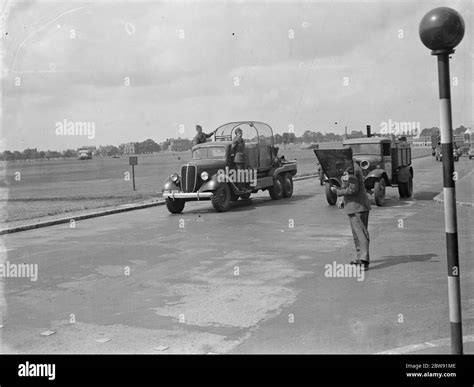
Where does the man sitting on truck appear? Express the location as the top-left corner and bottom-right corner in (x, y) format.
(193, 125), (215, 146)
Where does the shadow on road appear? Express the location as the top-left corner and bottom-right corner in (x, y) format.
(414, 191), (440, 200)
(369, 253), (438, 271)
(223, 193), (315, 212)
(376, 197), (415, 208)
(176, 194), (315, 214)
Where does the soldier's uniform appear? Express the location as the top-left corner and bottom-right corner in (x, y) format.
(231, 135), (245, 169)
(193, 130), (213, 146)
(231, 133), (245, 189)
(335, 163), (371, 267)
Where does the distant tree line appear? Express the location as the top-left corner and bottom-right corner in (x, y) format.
(1, 126), (469, 161)
(134, 139), (161, 154)
(419, 125), (468, 136)
(0, 148), (77, 161)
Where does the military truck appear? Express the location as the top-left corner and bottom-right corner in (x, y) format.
(162, 121), (297, 213)
(77, 149), (92, 160)
(318, 136), (413, 206)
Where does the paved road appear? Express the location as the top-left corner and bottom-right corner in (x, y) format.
(0, 157), (472, 354)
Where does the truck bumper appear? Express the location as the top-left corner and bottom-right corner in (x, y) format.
(163, 191), (213, 200)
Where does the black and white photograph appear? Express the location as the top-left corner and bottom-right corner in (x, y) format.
(0, 0), (473, 384)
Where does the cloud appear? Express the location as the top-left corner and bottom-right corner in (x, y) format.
(2, 0), (472, 151)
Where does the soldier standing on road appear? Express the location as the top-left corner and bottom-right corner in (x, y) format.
(331, 162), (371, 270)
(231, 127), (246, 188)
(192, 125), (215, 146)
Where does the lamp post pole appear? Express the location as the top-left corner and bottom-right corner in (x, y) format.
(419, 6), (465, 354)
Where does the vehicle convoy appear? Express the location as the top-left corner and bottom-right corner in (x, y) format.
(433, 132), (464, 161)
(434, 145), (460, 162)
(317, 135), (413, 206)
(162, 121), (297, 213)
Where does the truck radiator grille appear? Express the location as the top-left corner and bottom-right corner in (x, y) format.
(181, 165), (197, 192)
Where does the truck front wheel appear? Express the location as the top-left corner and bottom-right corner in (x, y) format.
(211, 184), (231, 212)
(165, 198), (185, 214)
(374, 178), (386, 206)
(269, 175), (284, 200)
(325, 182), (337, 206)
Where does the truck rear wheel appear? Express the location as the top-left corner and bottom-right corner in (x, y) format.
(165, 198), (185, 214)
(374, 178), (386, 206)
(398, 176), (413, 198)
(269, 175), (284, 200)
(211, 183), (231, 212)
(407, 176), (413, 197)
(282, 174), (293, 198)
(325, 182), (337, 206)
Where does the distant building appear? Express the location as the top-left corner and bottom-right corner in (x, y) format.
(98, 145), (114, 156)
(122, 142), (136, 154)
(170, 138), (192, 152)
(78, 146), (96, 152)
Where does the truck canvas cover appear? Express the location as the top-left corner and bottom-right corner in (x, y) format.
(314, 148), (354, 179)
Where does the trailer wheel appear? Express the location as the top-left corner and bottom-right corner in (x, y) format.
(165, 198), (185, 214)
(282, 173), (294, 198)
(269, 175), (284, 200)
(374, 178), (386, 206)
(325, 182), (337, 206)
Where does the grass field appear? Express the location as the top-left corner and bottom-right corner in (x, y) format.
(0, 145), (432, 223)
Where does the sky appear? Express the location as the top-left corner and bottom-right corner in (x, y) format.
(1, 0), (473, 151)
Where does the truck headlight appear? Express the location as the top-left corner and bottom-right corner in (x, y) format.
(360, 160), (370, 170)
(200, 171), (209, 181)
(170, 173), (179, 182)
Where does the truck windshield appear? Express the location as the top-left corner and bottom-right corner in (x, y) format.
(193, 147), (226, 160)
(345, 144), (380, 155)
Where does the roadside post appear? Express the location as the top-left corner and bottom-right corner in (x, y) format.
(129, 156), (138, 191)
(419, 6), (465, 354)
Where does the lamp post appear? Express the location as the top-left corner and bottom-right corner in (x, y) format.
(419, 7), (465, 354)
